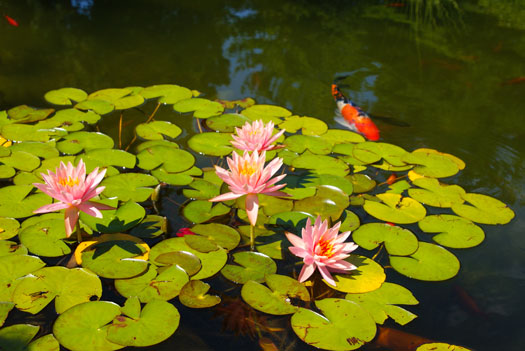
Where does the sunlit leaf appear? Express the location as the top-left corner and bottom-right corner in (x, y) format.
(206, 113), (251, 132)
(319, 129), (366, 144)
(0, 255), (46, 302)
(173, 98), (224, 118)
(352, 223), (419, 256)
(331, 255), (386, 293)
(292, 154), (349, 176)
(101, 173), (159, 202)
(136, 121), (182, 140)
(0, 324), (39, 351)
(45, 88), (88, 105)
(352, 142), (408, 166)
(75, 99), (115, 115)
(140, 84), (192, 104)
(137, 146), (194, 172)
(0, 217), (20, 240)
(0, 124), (67, 142)
(8, 141), (59, 159)
(0, 240), (26, 256)
(279, 115), (328, 136)
(0, 302), (14, 327)
(187, 132), (233, 156)
(363, 193), (426, 224)
(408, 177), (466, 208)
(56, 132), (114, 154)
(418, 214), (485, 248)
(294, 185), (349, 221)
(346, 174), (376, 193)
(179, 280), (221, 308)
(285, 135), (332, 155)
(221, 251), (277, 284)
(452, 193), (515, 225)
(241, 104), (291, 124)
(189, 223), (241, 251)
(182, 200), (230, 223)
(0, 185), (51, 218)
(18, 218), (71, 257)
(80, 200), (144, 234)
(402, 149), (460, 178)
(8, 105), (54, 123)
(416, 343), (471, 351)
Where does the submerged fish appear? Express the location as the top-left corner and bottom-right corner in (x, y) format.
(331, 83), (380, 141)
(4, 15), (18, 27)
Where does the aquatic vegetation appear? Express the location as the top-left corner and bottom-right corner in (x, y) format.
(0, 83), (514, 351)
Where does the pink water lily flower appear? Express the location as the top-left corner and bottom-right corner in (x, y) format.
(230, 120), (285, 152)
(286, 216), (359, 286)
(33, 159), (114, 238)
(209, 150), (288, 226)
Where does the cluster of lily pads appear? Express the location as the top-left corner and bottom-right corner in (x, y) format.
(0, 84), (514, 351)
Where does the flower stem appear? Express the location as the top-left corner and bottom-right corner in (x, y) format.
(250, 224), (255, 250)
(76, 223), (83, 243)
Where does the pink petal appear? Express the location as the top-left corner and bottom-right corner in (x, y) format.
(245, 193), (259, 226)
(77, 201), (114, 218)
(64, 207), (79, 238)
(289, 246), (309, 258)
(33, 202), (70, 214)
(285, 232), (305, 249)
(298, 264), (316, 283)
(209, 192), (243, 202)
(318, 265), (336, 286)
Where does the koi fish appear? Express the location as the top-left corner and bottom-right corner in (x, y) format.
(4, 15), (18, 27)
(332, 83), (380, 141)
(369, 326), (435, 351)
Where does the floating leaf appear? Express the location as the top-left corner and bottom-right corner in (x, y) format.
(241, 104), (291, 124)
(364, 193), (426, 224)
(179, 280), (221, 308)
(81, 149), (136, 169)
(414, 148), (465, 170)
(340, 210), (361, 232)
(0, 302), (14, 327)
(56, 132), (114, 154)
(416, 343), (471, 351)
(101, 173), (159, 202)
(408, 177), (465, 208)
(352, 223), (418, 256)
(387, 180), (412, 194)
(140, 84), (192, 104)
(346, 174), (376, 193)
(26, 333), (60, 351)
(331, 255), (386, 293)
(137, 146), (194, 172)
(150, 166), (199, 186)
(182, 200), (230, 224)
(0, 124), (67, 142)
(294, 185), (349, 221)
(189, 223), (240, 251)
(291, 298), (376, 350)
(8, 105), (54, 123)
(187, 132), (233, 156)
(268, 211), (314, 232)
(390, 242), (460, 281)
(150, 237), (227, 280)
(36, 108), (100, 130)
(18, 218), (71, 257)
(53, 301), (123, 351)
(279, 115), (328, 136)
(173, 98), (224, 118)
(0, 324), (39, 351)
(0, 151), (40, 172)
(136, 140), (179, 152)
(183, 179), (220, 200)
(353, 142), (408, 166)
(129, 215), (166, 239)
(45, 88), (88, 105)
(8, 141), (59, 159)
(241, 274), (310, 315)
(418, 214), (485, 248)
(76, 99), (115, 115)
(0, 185), (51, 218)
(113, 94), (144, 110)
(285, 135), (332, 155)
(136, 121), (182, 140)
(402, 149), (460, 178)
(452, 193), (515, 225)
(345, 282), (418, 325)
(221, 251), (277, 284)
(154, 251), (201, 276)
(80, 200), (144, 234)
(292, 154), (349, 176)
(0, 165), (15, 179)
(0, 255), (46, 302)
(0, 217), (20, 240)
(0, 240), (26, 256)
(319, 129), (365, 144)
(206, 113), (251, 132)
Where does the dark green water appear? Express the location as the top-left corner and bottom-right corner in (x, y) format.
(1, 0), (525, 350)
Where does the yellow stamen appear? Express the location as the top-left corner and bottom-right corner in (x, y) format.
(238, 162), (258, 176)
(58, 176), (80, 187)
(318, 239), (334, 257)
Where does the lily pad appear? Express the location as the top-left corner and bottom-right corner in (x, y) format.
(331, 255), (386, 293)
(268, 211), (315, 232)
(140, 84), (192, 104)
(346, 174), (376, 193)
(0, 240), (26, 256)
(340, 210), (361, 232)
(26, 334), (60, 351)
(353, 142), (408, 166)
(56, 132), (114, 154)
(53, 301), (123, 351)
(36, 108), (100, 130)
(135, 140), (179, 152)
(418, 214), (485, 248)
(45, 88), (88, 105)
(137, 146), (194, 172)
(0, 151), (41, 172)
(402, 149), (460, 178)
(0, 185), (51, 218)
(80, 200), (144, 234)
(8, 141), (59, 159)
(0, 217), (20, 240)
(408, 177), (466, 208)
(188, 223), (241, 251)
(363, 193), (426, 224)
(390, 242), (460, 281)
(352, 223), (418, 256)
(150, 237), (227, 280)
(182, 200), (230, 224)
(280, 115), (328, 136)
(136, 121), (182, 140)
(150, 166), (199, 186)
(452, 193), (515, 225)
(183, 179), (221, 200)
(129, 215), (166, 239)
(107, 299), (180, 347)
(414, 148), (465, 170)
(18, 218), (71, 257)
(0, 302), (14, 326)
(291, 298), (376, 351)
(285, 135), (332, 155)
(8, 105), (54, 123)
(345, 282), (418, 325)
(0, 324), (40, 351)
(154, 251), (202, 276)
(0, 254), (46, 302)
(187, 132), (233, 156)
(205, 113), (251, 132)
(0, 124), (67, 142)
(179, 280), (221, 308)
(294, 185), (349, 221)
(241, 274), (310, 315)
(76, 99), (115, 115)
(241, 104), (291, 124)
(319, 129), (365, 144)
(221, 251), (277, 284)
(292, 154), (349, 176)
(416, 343), (471, 351)
(173, 98), (224, 118)
(101, 173), (159, 202)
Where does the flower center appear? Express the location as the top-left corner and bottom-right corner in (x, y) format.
(248, 130), (259, 136)
(238, 161), (258, 176)
(317, 239), (334, 257)
(58, 176), (80, 187)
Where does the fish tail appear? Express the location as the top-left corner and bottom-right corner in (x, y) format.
(331, 84), (345, 101)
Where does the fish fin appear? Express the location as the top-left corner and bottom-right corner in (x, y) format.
(334, 108), (342, 117)
(334, 117), (358, 132)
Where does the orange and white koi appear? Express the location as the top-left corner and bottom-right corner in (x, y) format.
(331, 83), (380, 141)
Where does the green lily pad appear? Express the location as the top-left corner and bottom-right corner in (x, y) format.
(402, 149), (460, 178)
(150, 166), (199, 186)
(387, 180), (412, 194)
(294, 185), (349, 221)
(0, 124), (67, 142)
(302, 173), (354, 195)
(8, 141), (59, 159)
(346, 174), (376, 193)
(285, 135), (332, 155)
(0, 165), (15, 179)
(268, 211), (315, 232)
(18, 218), (71, 257)
(221, 251), (277, 284)
(280, 174), (317, 200)
(292, 154), (349, 176)
(0, 255), (46, 302)
(150, 237), (227, 280)
(183, 179), (221, 200)
(179, 280), (221, 308)
(182, 200), (230, 224)
(452, 193), (515, 225)
(154, 251), (201, 276)
(291, 298), (376, 351)
(13, 172), (41, 185)
(418, 214), (485, 248)
(136, 121), (182, 140)
(173, 98), (224, 118)
(0, 217), (20, 240)
(81, 149), (136, 169)
(26, 334), (60, 351)
(75, 99), (115, 115)
(0, 185), (51, 218)
(88, 88), (133, 103)
(8, 105), (54, 123)
(241, 104), (291, 124)
(80, 200), (144, 234)
(187, 132), (233, 156)
(331, 255), (386, 293)
(416, 343), (471, 351)
(0, 240), (26, 256)
(352, 142), (408, 166)
(390, 242), (460, 281)
(352, 223), (419, 256)
(53, 301), (123, 351)
(241, 274), (310, 315)
(408, 177), (466, 208)
(205, 113), (252, 132)
(363, 193), (426, 224)
(319, 129), (365, 144)
(81, 240), (149, 279)
(279, 115), (328, 136)
(0, 151), (41, 172)
(45, 88), (88, 105)
(101, 173), (159, 202)
(113, 94), (145, 110)
(137, 146), (194, 172)
(135, 140), (179, 152)
(414, 148), (465, 170)
(340, 210), (361, 232)
(56, 132), (114, 154)
(188, 223), (241, 251)
(345, 282), (418, 325)
(0, 324), (40, 351)
(0, 302), (14, 326)
(140, 84), (192, 104)
(277, 149), (300, 165)
(129, 215), (166, 239)
(115, 264), (188, 303)
(107, 299), (180, 347)
(120, 297), (140, 319)
(36, 108), (100, 130)
(32, 156), (76, 179)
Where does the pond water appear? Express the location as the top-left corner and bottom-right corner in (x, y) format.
(1, 0), (524, 350)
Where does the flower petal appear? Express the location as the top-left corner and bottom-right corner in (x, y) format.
(209, 192), (244, 202)
(64, 207), (79, 238)
(245, 193), (259, 226)
(298, 264), (316, 283)
(33, 202), (70, 214)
